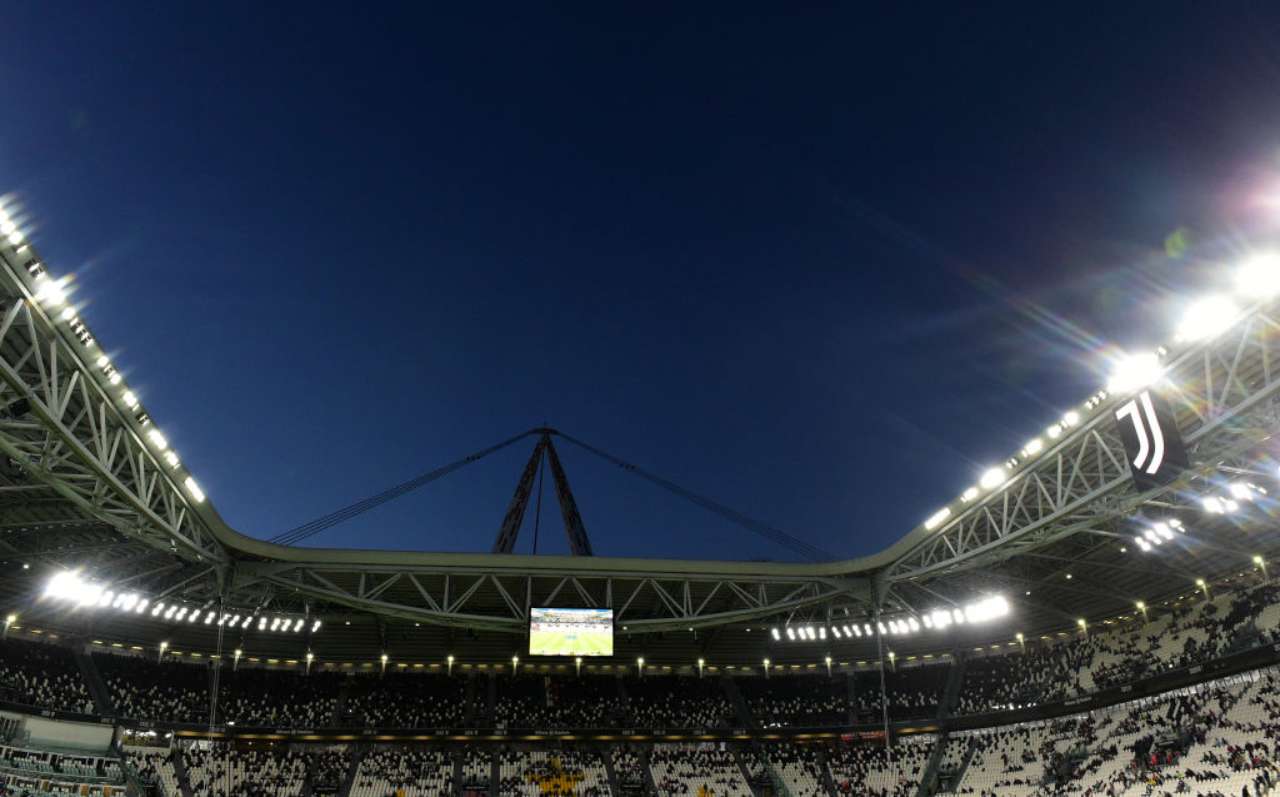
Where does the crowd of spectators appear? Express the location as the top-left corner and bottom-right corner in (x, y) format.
(954, 581), (1280, 716)
(625, 677), (735, 730)
(494, 675), (625, 729)
(96, 653), (211, 724)
(827, 734), (933, 797)
(649, 743), (751, 797)
(764, 742), (827, 797)
(0, 637), (93, 714)
(497, 748), (609, 797)
(184, 744), (308, 797)
(345, 672), (467, 729)
(350, 747), (453, 797)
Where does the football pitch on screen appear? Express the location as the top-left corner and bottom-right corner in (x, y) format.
(530, 628), (613, 656)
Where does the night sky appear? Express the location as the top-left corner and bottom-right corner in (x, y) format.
(3, 5), (1280, 562)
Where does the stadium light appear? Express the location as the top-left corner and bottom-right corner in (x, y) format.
(381, 653), (389, 673)
(770, 627), (780, 641)
(1136, 601), (1148, 620)
(2, 613), (14, 638)
(824, 654), (832, 676)
(575, 656), (582, 677)
(763, 658), (770, 678)
(697, 657), (705, 678)
(636, 656), (644, 677)
(1021, 438), (1044, 457)
(924, 507), (951, 531)
(306, 651), (314, 674)
(1196, 578), (1210, 598)
(158, 641), (168, 661)
(511, 654), (519, 674)
(1015, 632), (1024, 651)
(979, 467), (1007, 490)
(1076, 618), (1087, 635)
(960, 486), (979, 502)
(1106, 351), (1163, 395)
(1175, 295), (1239, 343)
(1235, 252), (1280, 298)
(447, 654), (455, 675)
(34, 275), (68, 307)
(183, 477), (205, 503)
(234, 648), (242, 670)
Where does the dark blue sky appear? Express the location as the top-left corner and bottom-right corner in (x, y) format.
(3, 5), (1280, 561)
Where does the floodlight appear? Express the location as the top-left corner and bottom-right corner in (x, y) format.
(1106, 351), (1163, 395)
(924, 507), (951, 530)
(1176, 296), (1240, 343)
(961, 487), (980, 502)
(34, 276), (67, 306)
(183, 477), (205, 503)
(1235, 252), (1280, 298)
(1202, 496), (1227, 514)
(979, 467), (1007, 490)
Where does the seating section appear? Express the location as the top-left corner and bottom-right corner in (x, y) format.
(350, 748), (453, 797)
(955, 581), (1280, 715)
(626, 677), (735, 729)
(184, 744), (308, 796)
(827, 734), (934, 797)
(462, 748), (489, 790)
(218, 668), (339, 727)
(941, 668), (1280, 797)
(0, 742), (123, 784)
(649, 743), (751, 797)
(346, 672), (466, 728)
(610, 746), (646, 790)
(495, 674), (625, 729)
(124, 745), (181, 797)
(0, 637), (94, 714)
(497, 748), (609, 796)
(96, 653), (211, 724)
(764, 743), (826, 797)
(739, 675), (847, 727)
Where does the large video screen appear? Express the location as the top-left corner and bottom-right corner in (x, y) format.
(529, 607), (614, 657)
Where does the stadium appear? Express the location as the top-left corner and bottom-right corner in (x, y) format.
(6, 7), (1280, 797)
(2, 196), (1280, 792)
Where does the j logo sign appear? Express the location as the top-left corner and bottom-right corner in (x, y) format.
(1113, 389), (1188, 489)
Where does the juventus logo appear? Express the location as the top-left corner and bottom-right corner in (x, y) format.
(1112, 387), (1188, 489)
(1114, 391), (1165, 475)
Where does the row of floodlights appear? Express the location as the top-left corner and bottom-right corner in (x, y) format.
(770, 595), (1010, 642)
(921, 252), (1280, 536)
(41, 570), (319, 633)
(0, 201), (205, 505)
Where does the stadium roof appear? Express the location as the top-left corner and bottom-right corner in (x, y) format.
(3, 201), (1280, 666)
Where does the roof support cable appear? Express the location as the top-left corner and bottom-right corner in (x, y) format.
(270, 428), (542, 547)
(553, 430), (833, 561)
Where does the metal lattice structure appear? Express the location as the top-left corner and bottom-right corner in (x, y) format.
(3, 210), (1280, 664)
